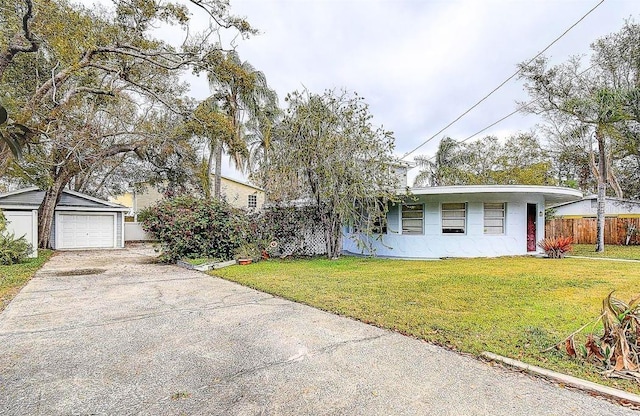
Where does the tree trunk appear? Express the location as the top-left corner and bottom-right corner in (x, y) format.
(322, 211), (342, 260)
(37, 178), (67, 249)
(213, 140), (222, 200)
(202, 141), (216, 199)
(595, 128), (606, 253)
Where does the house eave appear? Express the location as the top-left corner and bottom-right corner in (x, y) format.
(405, 185), (583, 204)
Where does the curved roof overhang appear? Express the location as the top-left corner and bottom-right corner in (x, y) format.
(406, 185), (583, 205)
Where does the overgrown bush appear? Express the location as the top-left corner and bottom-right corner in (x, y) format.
(140, 196), (250, 262)
(0, 212), (33, 265)
(538, 236), (573, 258)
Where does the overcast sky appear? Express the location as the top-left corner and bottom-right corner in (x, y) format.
(99, 0), (639, 182)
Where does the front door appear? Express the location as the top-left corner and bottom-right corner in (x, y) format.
(527, 204), (537, 252)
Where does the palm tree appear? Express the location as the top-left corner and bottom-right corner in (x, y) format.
(205, 50), (277, 199)
(245, 104), (281, 191)
(413, 137), (462, 186)
(0, 103), (32, 171)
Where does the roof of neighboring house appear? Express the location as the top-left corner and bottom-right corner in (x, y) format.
(408, 185), (583, 204)
(550, 195), (640, 209)
(0, 187), (129, 211)
(218, 175), (265, 192)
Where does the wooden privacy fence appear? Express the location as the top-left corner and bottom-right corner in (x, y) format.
(545, 218), (640, 245)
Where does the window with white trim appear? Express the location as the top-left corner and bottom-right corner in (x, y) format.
(484, 202), (505, 235)
(402, 204), (423, 235)
(441, 202), (466, 234)
(248, 194), (257, 208)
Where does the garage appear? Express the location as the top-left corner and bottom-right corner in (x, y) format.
(0, 187), (128, 250)
(57, 213), (117, 249)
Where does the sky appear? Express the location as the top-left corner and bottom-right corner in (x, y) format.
(96, 0), (640, 183)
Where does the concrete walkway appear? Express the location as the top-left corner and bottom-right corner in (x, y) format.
(0, 248), (636, 415)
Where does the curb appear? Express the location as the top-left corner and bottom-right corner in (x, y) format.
(481, 352), (640, 407)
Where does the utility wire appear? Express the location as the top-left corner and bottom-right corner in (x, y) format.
(414, 64), (595, 164)
(401, 0), (606, 160)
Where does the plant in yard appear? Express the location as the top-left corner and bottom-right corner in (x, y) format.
(140, 195), (250, 263)
(261, 89), (398, 259)
(0, 212), (32, 265)
(538, 236), (573, 258)
(234, 242), (261, 261)
(0, 231), (32, 265)
(553, 292), (639, 383)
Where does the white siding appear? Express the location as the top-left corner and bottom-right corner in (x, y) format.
(2, 210), (38, 258)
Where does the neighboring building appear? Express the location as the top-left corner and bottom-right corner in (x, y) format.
(110, 176), (266, 220)
(388, 160), (413, 188)
(550, 195), (640, 218)
(343, 185), (583, 258)
(219, 176), (265, 211)
(0, 187), (129, 253)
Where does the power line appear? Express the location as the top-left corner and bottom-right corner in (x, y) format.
(401, 0), (606, 160)
(414, 63), (596, 164)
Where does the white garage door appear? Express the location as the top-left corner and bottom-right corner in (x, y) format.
(58, 214), (115, 249)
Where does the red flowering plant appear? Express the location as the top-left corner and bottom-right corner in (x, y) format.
(537, 236), (573, 259)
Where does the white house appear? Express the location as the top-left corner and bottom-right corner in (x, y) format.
(0, 187), (129, 254)
(550, 195), (640, 218)
(343, 185), (583, 258)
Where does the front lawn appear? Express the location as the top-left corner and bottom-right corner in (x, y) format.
(0, 250), (53, 311)
(213, 255), (640, 394)
(571, 244), (640, 260)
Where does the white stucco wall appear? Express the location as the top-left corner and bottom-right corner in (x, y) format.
(344, 193), (546, 258)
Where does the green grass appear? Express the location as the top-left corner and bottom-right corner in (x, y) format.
(571, 244), (640, 260)
(0, 250), (53, 311)
(182, 257), (221, 266)
(212, 255), (640, 394)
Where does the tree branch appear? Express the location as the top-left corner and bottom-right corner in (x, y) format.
(0, 0), (39, 79)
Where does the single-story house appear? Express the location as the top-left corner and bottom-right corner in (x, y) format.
(550, 195), (640, 218)
(0, 187), (129, 254)
(343, 185), (583, 258)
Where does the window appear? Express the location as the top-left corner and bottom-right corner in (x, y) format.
(248, 194), (257, 208)
(484, 202), (505, 235)
(442, 203), (466, 234)
(402, 204), (423, 235)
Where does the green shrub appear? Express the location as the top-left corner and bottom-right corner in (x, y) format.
(0, 211), (33, 265)
(0, 231), (32, 265)
(0, 211), (6, 232)
(140, 195), (251, 262)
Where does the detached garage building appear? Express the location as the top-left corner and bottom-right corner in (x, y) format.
(0, 187), (129, 254)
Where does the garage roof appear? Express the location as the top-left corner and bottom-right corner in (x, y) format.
(0, 187), (129, 212)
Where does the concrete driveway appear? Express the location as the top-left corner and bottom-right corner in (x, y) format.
(0, 248), (635, 415)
